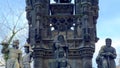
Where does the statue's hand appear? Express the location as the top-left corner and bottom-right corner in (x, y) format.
(101, 53), (106, 56)
(106, 52), (112, 56)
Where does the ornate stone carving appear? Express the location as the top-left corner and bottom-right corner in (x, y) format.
(50, 3), (74, 15)
(25, 0), (99, 67)
(52, 35), (70, 68)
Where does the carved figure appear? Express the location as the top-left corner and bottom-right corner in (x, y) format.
(53, 35), (70, 68)
(96, 38), (117, 68)
(56, 48), (70, 68)
(22, 43), (33, 68)
(53, 35), (68, 58)
(53, 35), (66, 47)
(1, 40), (23, 68)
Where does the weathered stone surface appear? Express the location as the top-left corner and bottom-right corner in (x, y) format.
(25, 0), (99, 68)
(96, 38), (117, 68)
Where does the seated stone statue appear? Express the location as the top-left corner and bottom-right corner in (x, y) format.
(22, 43), (33, 68)
(96, 38), (117, 68)
(53, 35), (69, 58)
(1, 40), (23, 68)
(54, 0), (72, 3)
(54, 46), (70, 68)
(57, 48), (69, 68)
(53, 35), (70, 68)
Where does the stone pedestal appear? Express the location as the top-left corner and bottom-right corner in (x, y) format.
(33, 48), (44, 68)
(79, 45), (95, 68)
(34, 58), (43, 68)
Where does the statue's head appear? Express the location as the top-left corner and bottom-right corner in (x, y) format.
(57, 35), (65, 43)
(105, 38), (112, 47)
(12, 40), (19, 49)
(24, 47), (30, 53)
(24, 43), (30, 53)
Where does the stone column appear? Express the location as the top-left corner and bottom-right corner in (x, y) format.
(33, 48), (44, 68)
(82, 57), (92, 68)
(34, 57), (43, 68)
(79, 43), (95, 68)
(75, 0), (81, 14)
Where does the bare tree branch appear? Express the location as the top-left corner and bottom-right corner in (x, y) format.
(14, 11), (25, 31)
(0, 0), (28, 64)
(6, 0), (15, 15)
(0, 12), (12, 31)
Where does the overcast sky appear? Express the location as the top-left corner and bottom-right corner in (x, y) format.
(0, 0), (120, 68)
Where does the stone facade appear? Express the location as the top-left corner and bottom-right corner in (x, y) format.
(25, 0), (99, 68)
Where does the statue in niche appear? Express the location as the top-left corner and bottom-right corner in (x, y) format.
(56, 48), (71, 68)
(53, 35), (67, 47)
(54, 0), (72, 3)
(53, 35), (67, 58)
(1, 40), (23, 68)
(53, 35), (71, 68)
(22, 43), (33, 68)
(82, 15), (91, 42)
(96, 38), (117, 68)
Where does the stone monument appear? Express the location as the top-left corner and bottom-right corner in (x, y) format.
(25, 0), (99, 68)
(1, 40), (23, 68)
(22, 43), (33, 68)
(52, 35), (70, 68)
(96, 38), (117, 68)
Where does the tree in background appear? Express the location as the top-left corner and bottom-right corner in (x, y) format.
(0, 0), (28, 67)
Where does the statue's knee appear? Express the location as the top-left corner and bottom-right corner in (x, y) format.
(102, 60), (107, 64)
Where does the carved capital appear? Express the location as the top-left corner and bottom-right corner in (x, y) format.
(79, 46), (95, 58)
(33, 48), (45, 58)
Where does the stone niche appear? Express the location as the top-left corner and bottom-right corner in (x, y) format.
(50, 3), (74, 15)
